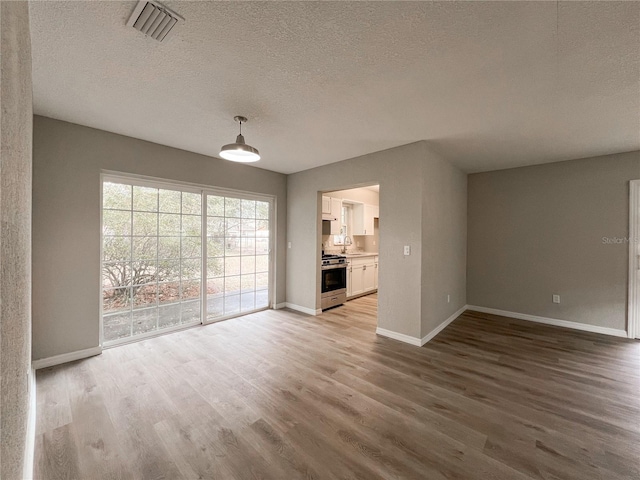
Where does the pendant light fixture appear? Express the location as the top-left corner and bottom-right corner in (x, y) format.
(219, 116), (260, 163)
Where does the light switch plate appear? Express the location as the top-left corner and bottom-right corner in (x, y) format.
(552, 294), (560, 303)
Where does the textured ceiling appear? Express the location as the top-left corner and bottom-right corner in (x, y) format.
(30, 1), (640, 174)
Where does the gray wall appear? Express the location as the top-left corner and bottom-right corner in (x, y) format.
(467, 150), (640, 331)
(1, 2), (33, 479)
(32, 116), (287, 360)
(421, 154), (467, 337)
(287, 141), (467, 340)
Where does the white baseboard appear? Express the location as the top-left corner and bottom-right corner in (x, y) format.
(420, 304), (468, 346)
(376, 305), (468, 347)
(284, 303), (322, 316)
(467, 305), (628, 338)
(23, 367), (36, 480)
(375, 327), (422, 346)
(32, 346), (102, 370)
(274, 302), (287, 310)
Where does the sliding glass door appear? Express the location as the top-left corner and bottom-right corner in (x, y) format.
(101, 176), (272, 346)
(205, 195), (271, 320)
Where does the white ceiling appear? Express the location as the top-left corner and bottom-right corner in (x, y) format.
(29, 1), (640, 174)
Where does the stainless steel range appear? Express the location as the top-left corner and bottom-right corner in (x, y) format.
(321, 254), (347, 310)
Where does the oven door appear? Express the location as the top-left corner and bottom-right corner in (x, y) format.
(321, 265), (347, 293)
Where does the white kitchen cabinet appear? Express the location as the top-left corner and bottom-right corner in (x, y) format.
(374, 256), (378, 289)
(322, 196), (342, 233)
(349, 264), (364, 297)
(321, 196), (332, 215)
(362, 262), (375, 292)
(347, 255), (378, 299)
(330, 198), (342, 234)
(351, 203), (377, 236)
(351, 204), (365, 235)
(331, 198), (342, 217)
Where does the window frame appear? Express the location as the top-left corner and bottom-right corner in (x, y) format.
(100, 172), (275, 348)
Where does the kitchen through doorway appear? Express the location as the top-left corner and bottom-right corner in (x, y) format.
(321, 185), (379, 322)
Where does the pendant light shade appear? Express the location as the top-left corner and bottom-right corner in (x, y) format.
(219, 116), (260, 163)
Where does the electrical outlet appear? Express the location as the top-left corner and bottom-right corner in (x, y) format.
(373, 240), (376, 246)
(403, 245), (411, 256)
(553, 294), (560, 304)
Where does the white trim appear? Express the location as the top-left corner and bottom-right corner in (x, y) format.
(274, 302), (286, 309)
(32, 346), (102, 370)
(284, 303), (322, 316)
(467, 305), (628, 338)
(628, 179), (640, 339)
(375, 328), (422, 346)
(23, 368), (36, 480)
(376, 305), (468, 347)
(420, 305), (468, 346)
(99, 175), (104, 347)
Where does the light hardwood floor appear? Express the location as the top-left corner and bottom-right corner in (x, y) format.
(35, 294), (640, 479)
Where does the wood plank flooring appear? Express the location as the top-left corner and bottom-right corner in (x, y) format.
(34, 295), (640, 479)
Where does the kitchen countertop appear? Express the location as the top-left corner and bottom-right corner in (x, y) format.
(343, 252), (378, 258)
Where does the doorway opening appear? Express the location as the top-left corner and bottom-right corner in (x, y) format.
(320, 185), (380, 329)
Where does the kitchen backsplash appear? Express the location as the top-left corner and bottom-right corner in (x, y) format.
(322, 218), (379, 253)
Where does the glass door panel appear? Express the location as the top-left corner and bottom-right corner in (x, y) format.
(102, 180), (202, 345)
(205, 195), (270, 321)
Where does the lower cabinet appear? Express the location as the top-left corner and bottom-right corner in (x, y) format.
(349, 264), (363, 297)
(347, 255), (378, 298)
(362, 263), (375, 292)
(374, 256), (378, 289)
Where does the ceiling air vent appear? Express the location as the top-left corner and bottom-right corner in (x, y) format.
(127, 0), (183, 42)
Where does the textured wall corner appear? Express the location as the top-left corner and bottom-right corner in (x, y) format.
(1, 1), (34, 479)
(420, 149), (468, 338)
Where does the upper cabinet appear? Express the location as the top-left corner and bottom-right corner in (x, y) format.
(352, 203), (378, 236)
(322, 195), (341, 222)
(322, 196), (342, 234)
(331, 198), (342, 221)
(321, 196), (332, 216)
(329, 198), (341, 234)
